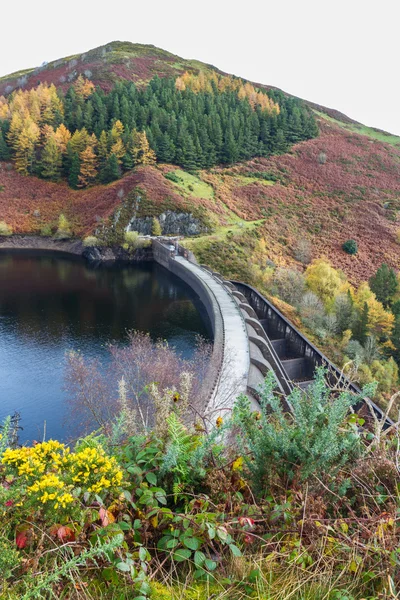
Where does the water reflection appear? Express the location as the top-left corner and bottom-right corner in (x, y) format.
(0, 252), (210, 442)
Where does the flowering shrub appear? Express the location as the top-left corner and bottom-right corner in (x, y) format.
(2, 440), (123, 515)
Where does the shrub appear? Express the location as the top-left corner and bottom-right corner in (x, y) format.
(83, 235), (99, 247)
(54, 214), (72, 239)
(123, 230), (141, 251)
(293, 237), (312, 265)
(40, 224), (53, 237)
(151, 217), (162, 236)
(270, 267), (306, 306)
(232, 367), (362, 489)
(164, 171), (181, 184)
(342, 239), (358, 255)
(0, 221), (12, 236)
(299, 291), (326, 331)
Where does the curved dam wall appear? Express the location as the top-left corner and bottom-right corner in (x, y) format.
(153, 240), (251, 419)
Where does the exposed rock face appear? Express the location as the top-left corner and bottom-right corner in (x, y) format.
(83, 245), (153, 263)
(127, 211), (208, 236)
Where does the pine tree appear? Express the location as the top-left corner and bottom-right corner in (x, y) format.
(352, 302), (369, 345)
(68, 152), (80, 189)
(369, 263), (398, 307)
(0, 130), (10, 160)
(100, 153), (121, 183)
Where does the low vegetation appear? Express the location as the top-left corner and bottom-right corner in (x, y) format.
(0, 220), (12, 236)
(1, 362), (400, 599)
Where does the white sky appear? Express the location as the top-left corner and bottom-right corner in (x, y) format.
(1, 0), (399, 135)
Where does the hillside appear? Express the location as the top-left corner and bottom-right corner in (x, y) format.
(0, 41), (400, 285)
(0, 41), (222, 96)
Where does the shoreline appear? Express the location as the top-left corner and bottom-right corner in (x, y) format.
(0, 235), (153, 263)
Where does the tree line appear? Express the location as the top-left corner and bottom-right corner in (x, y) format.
(0, 73), (318, 187)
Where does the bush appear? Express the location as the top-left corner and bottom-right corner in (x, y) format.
(299, 291), (326, 331)
(83, 235), (100, 247)
(270, 267), (306, 306)
(293, 237), (312, 265)
(40, 224), (53, 237)
(342, 239), (358, 255)
(123, 230), (141, 251)
(164, 171), (181, 184)
(0, 221), (12, 236)
(54, 214), (72, 240)
(232, 367), (362, 489)
(151, 217), (162, 236)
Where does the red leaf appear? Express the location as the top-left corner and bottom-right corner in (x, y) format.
(16, 530), (28, 549)
(57, 526), (75, 542)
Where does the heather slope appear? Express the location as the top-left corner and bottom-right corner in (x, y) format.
(0, 41), (400, 286)
(0, 41), (220, 95)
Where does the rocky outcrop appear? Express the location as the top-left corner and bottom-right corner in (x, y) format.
(82, 245), (153, 263)
(127, 211), (208, 236)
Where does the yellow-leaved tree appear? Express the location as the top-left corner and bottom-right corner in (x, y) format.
(78, 146), (98, 187)
(353, 282), (394, 338)
(305, 259), (345, 308)
(132, 131), (156, 166)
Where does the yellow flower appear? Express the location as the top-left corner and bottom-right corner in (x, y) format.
(232, 456), (244, 471)
(216, 416), (223, 428)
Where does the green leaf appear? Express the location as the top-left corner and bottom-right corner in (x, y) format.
(139, 546), (147, 561)
(207, 526), (216, 540)
(145, 472), (157, 486)
(118, 522), (131, 531)
(194, 551), (206, 567)
(166, 538), (179, 549)
(229, 543), (242, 557)
(204, 558), (217, 571)
(183, 537), (200, 551)
(173, 548), (192, 562)
(116, 562), (131, 572)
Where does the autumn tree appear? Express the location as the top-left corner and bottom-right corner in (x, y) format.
(13, 118), (40, 175)
(305, 259), (345, 307)
(73, 75), (95, 99)
(132, 131), (156, 166)
(151, 217), (162, 236)
(78, 145), (98, 187)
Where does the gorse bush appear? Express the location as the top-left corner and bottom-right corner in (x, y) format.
(232, 367), (363, 489)
(2, 439), (123, 519)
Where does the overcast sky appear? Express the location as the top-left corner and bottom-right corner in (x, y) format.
(2, 0), (399, 135)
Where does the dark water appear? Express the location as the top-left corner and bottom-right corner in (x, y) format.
(0, 253), (210, 443)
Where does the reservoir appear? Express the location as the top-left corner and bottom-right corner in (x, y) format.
(0, 252), (210, 443)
